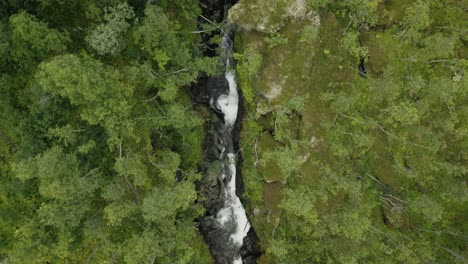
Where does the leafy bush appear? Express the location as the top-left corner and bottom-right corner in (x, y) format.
(265, 33), (288, 48)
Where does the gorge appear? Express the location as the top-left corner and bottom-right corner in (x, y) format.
(196, 1), (261, 263)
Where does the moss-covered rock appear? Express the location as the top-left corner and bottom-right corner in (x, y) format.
(228, 0), (289, 33)
(228, 0), (317, 34)
(256, 132), (284, 182)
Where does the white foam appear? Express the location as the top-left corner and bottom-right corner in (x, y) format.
(216, 95), (229, 111)
(214, 32), (251, 264)
(220, 146), (226, 159)
(229, 197), (251, 246)
(233, 256), (243, 264)
(216, 206), (232, 225)
(216, 70), (239, 127)
(216, 153), (251, 248)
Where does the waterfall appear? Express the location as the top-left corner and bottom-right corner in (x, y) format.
(210, 29), (251, 264)
(196, 3), (260, 262)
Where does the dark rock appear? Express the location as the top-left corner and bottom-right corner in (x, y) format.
(194, 1), (262, 263)
(359, 58), (367, 78)
(240, 228), (263, 263)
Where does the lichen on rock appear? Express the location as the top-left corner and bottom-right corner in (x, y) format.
(228, 0), (313, 33)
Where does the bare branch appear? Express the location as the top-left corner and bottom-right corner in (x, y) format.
(143, 94), (159, 102)
(254, 136), (260, 166)
(376, 123), (432, 150)
(119, 141), (123, 159)
(191, 30), (210, 34)
(383, 193), (407, 204)
(171, 68), (189, 74)
(434, 243), (466, 262)
(81, 167), (100, 178)
(428, 59), (453, 64)
(366, 173), (385, 187)
(146, 151), (162, 171)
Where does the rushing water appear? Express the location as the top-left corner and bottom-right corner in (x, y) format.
(196, 2), (260, 262)
(209, 28), (251, 264)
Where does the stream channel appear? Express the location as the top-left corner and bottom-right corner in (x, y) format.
(193, 1), (261, 263)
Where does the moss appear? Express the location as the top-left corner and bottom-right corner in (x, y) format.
(360, 30), (398, 76)
(295, 12), (353, 186)
(235, 8), (350, 254)
(239, 117), (263, 202)
(256, 112), (274, 132)
(263, 182), (284, 224)
(252, 181), (285, 249)
(376, 0), (410, 27)
(236, 59), (256, 106)
(231, 1), (467, 261)
(253, 20), (317, 108)
(257, 133), (284, 182)
(228, 0), (289, 33)
(235, 31), (265, 108)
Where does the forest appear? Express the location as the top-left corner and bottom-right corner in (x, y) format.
(0, 0), (466, 263)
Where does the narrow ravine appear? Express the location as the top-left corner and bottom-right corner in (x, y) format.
(195, 1), (261, 263)
(213, 29), (250, 263)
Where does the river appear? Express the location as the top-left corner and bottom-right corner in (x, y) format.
(196, 1), (260, 263)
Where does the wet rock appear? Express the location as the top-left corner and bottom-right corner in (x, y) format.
(195, 1), (261, 263)
(359, 58), (367, 78)
(240, 228), (263, 263)
(190, 76), (211, 104)
(207, 76), (230, 107)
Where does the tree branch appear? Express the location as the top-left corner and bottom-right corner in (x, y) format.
(376, 123), (432, 150)
(428, 59), (453, 64)
(143, 94), (159, 102)
(146, 151), (163, 171)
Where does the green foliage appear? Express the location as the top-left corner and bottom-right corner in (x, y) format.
(123, 229), (161, 263)
(47, 124), (79, 147)
(123, 223), (210, 264)
(261, 140), (311, 182)
(114, 154), (148, 186)
(152, 103), (203, 129)
(299, 24), (320, 44)
(341, 32), (368, 62)
(176, 125), (205, 169)
(9, 12), (69, 70)
(310, 1), (467, 261)
(36, 53), (135, 146)
(402, 0), (431, 41)
(131, 4), (218, 100)
(104, 200), (139, 226)
(272, 94), (309, 142)
(0, 1), (213, 262)
(335, 0), (380, 28)
(239, 118), (264, 203)
(234, 51), (263, 78)
(86, 2), (135, 56)
(142, 181), (197, 222)
(13, 147), (99, 230)
(266, 238), (290, 263)
(384, 102), (420, 127)
(1, 0), (466, 263)
(0, 22), (10, 68)
(281, 186), (318, 225)
(234, 49), (263, 104)
(132, 5), (189, 70)
(409, 195), (444, 224)
(234, 0), (467, 263)
(265, 33), (288, 49)
(154, 150), (181, 183)
(306, 0), (329, 10)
